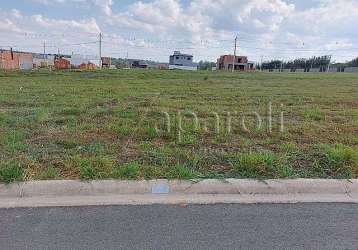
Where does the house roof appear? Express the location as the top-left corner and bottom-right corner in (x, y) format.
(171, 51), (193, 57)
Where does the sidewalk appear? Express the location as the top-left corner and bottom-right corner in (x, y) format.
(1, 179), (357, 208)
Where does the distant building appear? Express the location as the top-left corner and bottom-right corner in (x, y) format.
(157, 63), (169, 70)
(19, 53), (33, 70)
(101, 57), (111, 68)
(54, 57), (71, 70)
(169, 51), (197, 71)
(79, 62), (97, 70)
(70, 54), (89, 67)
(0, 49), (32, 70)
(0, 49), (18, 70)
(217, 55), (254, 71)
(131, 60), (148, 69)
(70, 54), (101, 68)
(33, 54), (55, 68)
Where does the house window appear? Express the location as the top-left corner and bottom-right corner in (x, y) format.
(176, 57), (179, 60)
(187, 57), (191, 60)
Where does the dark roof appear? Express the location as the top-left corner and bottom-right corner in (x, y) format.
(171, 52), (193, 57)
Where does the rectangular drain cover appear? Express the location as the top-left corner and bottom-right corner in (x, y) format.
(151, 183), (170, 194)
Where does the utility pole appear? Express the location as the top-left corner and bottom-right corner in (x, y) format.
(99, 32), (102, 69)
(232, 35), (238, 72)
(260, 55), (263, 72)
(43, 41), (46, 57)
(43, 41), (48, 67)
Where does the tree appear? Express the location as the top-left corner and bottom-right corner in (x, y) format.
(260, 55), (331, 71)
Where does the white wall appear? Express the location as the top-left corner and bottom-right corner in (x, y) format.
(33, 55), (55, 67)
(169, 65), (197, 71)
(19, 58), (32, 70)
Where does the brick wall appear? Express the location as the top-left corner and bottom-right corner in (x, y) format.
(0, 51), (20, 70)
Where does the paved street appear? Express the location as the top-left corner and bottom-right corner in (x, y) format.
(0, 204), (357, 250)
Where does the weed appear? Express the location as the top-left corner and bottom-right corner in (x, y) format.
(56, 138), (79, 150)
(320, 144), (358, 178)
(83, 142), (106, 155)
(39, 166), (59, 180)
(112, 124), (132, 137)
(166, 164), (198, 179)
(112, 162), (140, 179)
(61, 107), (82, 116)
(144, 127), (158, 139)
(72, 155), (114, 180)
(34, 108), (50, 123)
(141, 166), (165, 179)
(2, 129), (28, 152)
(303, 107), (324, 121)
(227, 151), (294, 178)
(0, 112), (8, 125)
(0, 162), (24, 183)
(278, 142), (299, 155)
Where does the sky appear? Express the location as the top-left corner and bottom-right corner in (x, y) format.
(1, 0), (358, 63)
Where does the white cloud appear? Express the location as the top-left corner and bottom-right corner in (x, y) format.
(31, 15), (100, 34)
(92, 0), (113, 15)
(11, 9), (23, 19)
(1, 0), (358, 62)
(0, 18), (22, 33)
(30, 0), (112, 15)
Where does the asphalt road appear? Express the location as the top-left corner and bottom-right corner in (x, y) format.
(0, 204), (357, 250)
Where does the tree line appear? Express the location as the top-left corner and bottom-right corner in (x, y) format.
(346, 57), (358, 67)
(258, 55), (332, 71)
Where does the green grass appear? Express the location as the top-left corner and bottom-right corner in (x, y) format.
(113, 162), (140, 179)
(0, 162), (24, 183)
(303, 107), (324, 121)
(226, 151), (294, 178)
(39, 166), (60, 180)
(0, 69), (357, 182)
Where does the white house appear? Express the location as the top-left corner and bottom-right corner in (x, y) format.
(169, 51), (197, 71)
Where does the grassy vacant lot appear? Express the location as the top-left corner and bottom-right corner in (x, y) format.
(0, 69), (357, 183)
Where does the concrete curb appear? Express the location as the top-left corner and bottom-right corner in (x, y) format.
(0, 179), (357, 208)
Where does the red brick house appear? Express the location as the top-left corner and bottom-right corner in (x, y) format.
(79, 62), (96, 70)
(217, 55), (254, 71)
(0, 49), (33, 70)
(54, 58), (71, 70)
